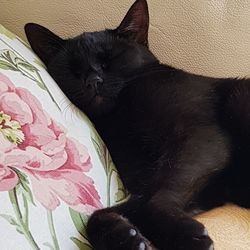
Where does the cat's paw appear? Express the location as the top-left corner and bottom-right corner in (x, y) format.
(171, 218), (214, 250)
(87, 210), (151, 250)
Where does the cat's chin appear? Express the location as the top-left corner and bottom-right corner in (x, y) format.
(85, 95), (115, 117)
(94, 95), (105, 105)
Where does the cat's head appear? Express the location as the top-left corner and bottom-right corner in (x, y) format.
(25, 0), (158, 117)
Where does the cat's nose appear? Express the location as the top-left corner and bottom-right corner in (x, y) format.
(86, 75), (103, 91)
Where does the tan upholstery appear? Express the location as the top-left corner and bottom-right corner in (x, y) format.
(1, 0), (250, 249)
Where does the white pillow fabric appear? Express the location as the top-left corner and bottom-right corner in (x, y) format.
(0, 25), (126, 250)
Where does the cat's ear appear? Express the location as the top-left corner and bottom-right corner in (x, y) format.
(25, 23), (65, 65)
(115, 0), (149, 46)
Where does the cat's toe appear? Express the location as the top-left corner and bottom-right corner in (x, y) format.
(178, 220), (214, 250)
(208, 243), (214, 250)
(162, 218), (214, 250)
(111, 225), (150, 250)
(190, 234), (213, 250)
(138, 241), (147, 250)
(203, 228), (208, 236)
(113, 225), (149, 250)
(129, 232), (150, 250)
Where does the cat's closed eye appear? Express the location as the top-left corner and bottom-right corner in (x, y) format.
(69, 59), (86, 78)
(74, 69), (82, 78)
(71, 66), (83, 78)
(101, 63), (108, 70)
(98, 49), (126, 69)
(97, 52), (111, 70)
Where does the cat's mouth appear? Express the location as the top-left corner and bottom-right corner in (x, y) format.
(86, 94), (115, 117)
(89, 94), (105, 106)
(93, 95), (104, 105)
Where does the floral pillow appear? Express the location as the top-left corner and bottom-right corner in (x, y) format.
(0, 25), (126, 250)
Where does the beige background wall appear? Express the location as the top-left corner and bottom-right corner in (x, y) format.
(1, 0), (250, 78)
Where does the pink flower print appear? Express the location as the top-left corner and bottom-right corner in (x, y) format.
(0, 73), (102, 214)
(0, 164), (18, 191)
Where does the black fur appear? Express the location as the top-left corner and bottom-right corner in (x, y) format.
(25, 0), (250, 249)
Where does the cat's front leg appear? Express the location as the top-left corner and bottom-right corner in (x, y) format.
(139, 127), (231, 249)
(140, 190), (214, 250)
(86, 195), (212, 250)
(86, 197), (152, 250)
(87, 126), (229, 250)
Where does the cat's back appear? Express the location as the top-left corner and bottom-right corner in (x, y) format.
(120, 65), (219, 125)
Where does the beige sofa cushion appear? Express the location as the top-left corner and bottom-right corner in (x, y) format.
(197, 205), (250, 250)
(1, 1), (250, 249)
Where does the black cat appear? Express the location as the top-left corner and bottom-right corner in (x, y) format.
(25, 0), (250, 249)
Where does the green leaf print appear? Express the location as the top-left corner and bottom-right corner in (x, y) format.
(71, 237), (92, 250)
(0, 214), (18, 226)
(0, 169), (40, 249)
(34, 58), (46, 69)
(0, 59), (18, 70)
(69, 208), (93, 249)
(0, 49), (40, 81)
(115, 173), (127, 203)
(91, 129), (127, 206)
(47, 210), (60, 250)
(15, 169), (36, 205)
(69, 208), (89, 238)
(8, 188), (40, 250)
(0, 26), (44, 67)
(0, 47), (60, 110)
(15, 57), (38, 72)
(43, 242), (55, 250)
(0, 213), (25, 235)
